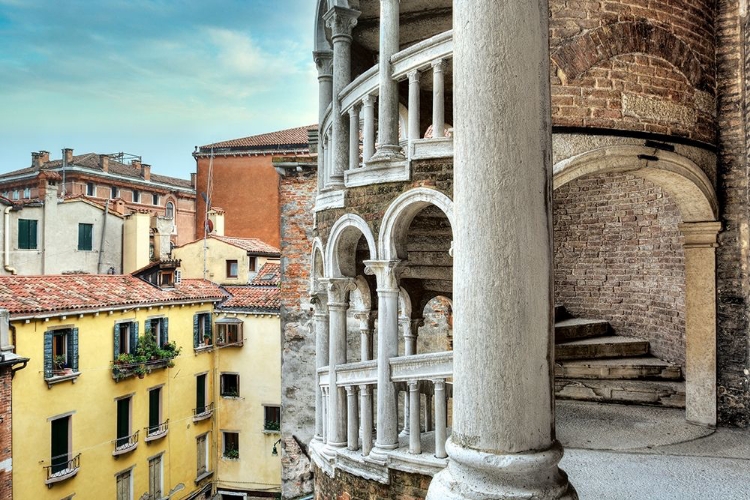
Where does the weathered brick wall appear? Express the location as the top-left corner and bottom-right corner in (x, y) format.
(553, 173), (686, 367)
(549, 0), (716, 143)
(0, 368), (11, 500)
(715, 0), (750, 427)
(314, 464), (431, 500)
(278, 164), (317, 498)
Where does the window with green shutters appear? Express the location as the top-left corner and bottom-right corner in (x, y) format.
(113, 321), (138, 359)
(193, 313), (212, 348)
(44, 328), (79, 379)
(78, 223), (93, 251)
(145, 317), (168, 348)
(17, 219), (38, 249)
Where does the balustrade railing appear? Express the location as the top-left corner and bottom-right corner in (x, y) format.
(145, 419), (169, 441)
(193, 402), (214, 422)
(44, 453), (80, 485)
(113, 430), (139, 455)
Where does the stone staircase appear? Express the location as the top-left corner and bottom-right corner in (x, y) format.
(554, 305), (685, 408)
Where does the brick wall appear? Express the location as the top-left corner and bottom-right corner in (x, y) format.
(0, 368), (11, 500)
(553, 173), (686, 367)
(549, 0), (716, 143)
(314, 464), (431, 500)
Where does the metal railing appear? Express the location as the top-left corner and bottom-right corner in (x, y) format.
(193, 402), (214, 421)
(145, 419), (169, 440)
(44, 453), (80, 484)
(113, 430), (139, 455)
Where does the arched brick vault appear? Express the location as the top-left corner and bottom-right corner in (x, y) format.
(551, 20), (711, 92)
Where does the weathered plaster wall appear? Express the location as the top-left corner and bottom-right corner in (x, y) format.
(314, 463), (431, 500)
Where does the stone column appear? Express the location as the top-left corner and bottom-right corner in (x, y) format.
(408, 70), (421, 143)
(346, 385), (360, 450)
(364, 260), (403, 462)
(324, 278), (356, 455)
(370, 0), (404, 162)
(362, 95), (376, 162)
(321, 386), (329, 443)
(354, 311), (374, 361)
(432, 59), (446, 139)
(408, 379), (421, 454)
(401, 317), (419, 436)
(349, 105), (360, 171)
(360, 384), (373, 456)
(427, 0), (576, 498)
(311, 292), (330, 442)
(433, 378), (447, 459)
(323, 7), (360, 188)
(679, 221), (721, 427)
(314, 50), (333, 191)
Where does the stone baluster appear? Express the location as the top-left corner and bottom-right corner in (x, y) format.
(354, 311), (374, 361)
(401, 317), (419, 436)
(311, 292), (330, 442)
(349, 105), (360, 171)
(433, 378), (447, 459)
(408, 379), (421, 454)
(321, 386), (329, 443)
(323, 278), (357, 456)
(362, 95), (376, 163)
(424, 392), (433, 432)
(360, 384), (373, 456)
(364, 260), (404, 462)
(346, 385), (360, 451)
(432, 59), (446, 139)
(313, 50), (333, 191)
(323, 6), (360, 188)
(408, 70), (421, 143)
(427, 0), (576, 498)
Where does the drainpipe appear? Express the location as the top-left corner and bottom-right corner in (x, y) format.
(3, 206), (16, 275)
(97, 197), (111, 274)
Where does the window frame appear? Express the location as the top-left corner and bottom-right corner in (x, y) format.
(23, 187), (31, 199)
(50, 414), (72, 475)
(165, 201), (175, 219)
(114, 320), (138, 359)
(215, 320), (243, 347)
(194, 312), (213, 349)
(148, 454), (163, 499)
(222, 431), (240, 460)
(152, 193), (160, 206)
(17, 218), (38, 250)
(146, 317), (169, 348)
(86, 182), (96, 196)
(111, 185), (119, 199)
(263, 405), (281, 432)
(78, 223), (94, 251)
(44, 327), (79, 382)
(132, 189), (140, 203)
(114, 395), (135, 453)
(220, 373), (240, 398)
(115, 468), (133, 500)
(226, 260), (238, 279)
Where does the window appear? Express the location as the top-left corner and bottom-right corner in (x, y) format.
(249, 257), (257, 273)
(196, 373), (208, 414)
(50, 415), (72, 475)
(149, 455), (163, 499)
(152, 193), (160, 205)
(132, 190), (140, 203)
(116, 469), (132, 500)
(114, 321), (138, 358)
(264, 405), (281, 432)
(160, 270), (174, 287)
(44, 328), (79, 379)
(115, 396), (136, 453)
(23, 187), (30, 198)
(146, 317), (168, 348)
(216, 320), (243, 346)
(193, 313), (212, 348)
(18, 219), (37, 250)
(78, 223), (93, 251)
(226, 260), (238, 279)
(111, 186), (119, 198)
(11, 190), (18, 200)
(222, 432), (239, 459)
(147, 387), (167, 438)
(196, 433), (209, 477)
(165, 201), (175, 219)
(86, 182), (95, 196)
(220, 373), (240, 398)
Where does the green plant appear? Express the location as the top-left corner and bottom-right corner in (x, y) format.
(264, 420), (280, 431)
(223, 390), (239, 398)
(224, 448), (239, 459)
(53, 355), (66, 370)
(115, 353), (135, 364)
(134, 364), (148, 377)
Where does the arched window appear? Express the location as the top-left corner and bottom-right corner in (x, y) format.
(165, 201), (175, 219)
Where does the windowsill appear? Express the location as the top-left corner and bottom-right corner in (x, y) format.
(215, 341), (244, 348)
(194, 470), (214, 485)
(112, 441), (138, 457)
(45, 371), (80, 388)
(45, 466), (80, 485)
(194, 345), (213, 354)
(192, 410), (213, 423)
(145, 429), (168, 443)
(221, 456), (240, 461)
(221, 395), (241, 400)
(262, 429), (281, 435)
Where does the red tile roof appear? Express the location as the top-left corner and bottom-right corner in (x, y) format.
(251, 262), (280, 286)
(220, 286), (280, 312)
(186, 234), (279, 255)
(0, 275), (224, 317)
(199, 125), (317, 150)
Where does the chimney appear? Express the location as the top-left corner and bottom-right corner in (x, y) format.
(141, 164), (151, 181)
(190, 172), (196, 188)
(99, 154), (109, 172)
(39, 151), (50, 165)
(63, 148), (73, 164)
(32, 152), (41, 168)
(0, 309), (11, 352)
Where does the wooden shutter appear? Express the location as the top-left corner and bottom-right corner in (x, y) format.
(116, 398), (129, 446)
(193, 314), (200, 348)
(113, 323), (121, 358)
(161, 318), (169, 346)
(130, 322), (138, 354)
(68, 328), (79, 372)
(204, 314), (212, 343)
(43, 331), (53, 378)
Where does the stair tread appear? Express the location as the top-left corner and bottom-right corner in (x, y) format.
(555, 317), (610, 327)
(558, 378), (685, 390)
(557, 357), (677, 368)
(556, 335), (647, 346)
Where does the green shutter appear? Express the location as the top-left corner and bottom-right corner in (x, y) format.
(29, 220), (37, 249)
(113, 324), (121, 359)
(204, 314), (212, 343)
(144, 319), (152, 342)
(193, 314), (200, 348)
(161, 318), (169, 346)
(131, 322), (138, 354)
(68, 328), (79, 372)
(78, 223), (93, 251)
(44, 331), (53, 378)
(18, 220), (28, 249)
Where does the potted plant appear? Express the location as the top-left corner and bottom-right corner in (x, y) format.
(53, 355), (67, 375)
(224, 448), (239, 459)
(135, 364), (148, 379)
(203, 334), (212, 346)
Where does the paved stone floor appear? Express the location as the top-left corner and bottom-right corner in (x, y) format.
(556, 400), (750, 499)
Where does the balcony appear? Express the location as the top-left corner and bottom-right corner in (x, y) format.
(112, 430), (139, 456)
(193, 402), (214, 423)
(144, 419), (169, 443)
(44, 453), (80, 485)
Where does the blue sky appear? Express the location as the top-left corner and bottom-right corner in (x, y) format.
(0, 0), (318, 179)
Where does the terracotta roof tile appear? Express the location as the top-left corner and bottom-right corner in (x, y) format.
(0, 275), (224, 317)
(199, 125), (317, 150)
(220, 286), (280, 312)
(251, 262), (280, 286)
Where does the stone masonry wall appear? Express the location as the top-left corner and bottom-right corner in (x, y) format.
(549, 0), (716, 143)
(553, 173), (686, 366)
(279, 164), (317, 498)
(314, 464), (431, 500)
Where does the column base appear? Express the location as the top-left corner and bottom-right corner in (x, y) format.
(368, 145), (406, 164)
(321, 441), (347, 460)
(426, 439), (577, 500)
(367, 442), (398, 464)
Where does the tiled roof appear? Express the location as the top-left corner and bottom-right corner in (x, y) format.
(209, 235), (280, 255)
(220, 286), (280, 312)
(0, 153), (193, 190)
(199, 125), (317, 150)
(251, 262), (280, 286)
(0, 275), (224, 317)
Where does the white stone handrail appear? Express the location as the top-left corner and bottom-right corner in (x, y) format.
(335, 359), (377, 386)
(340, 65), (380, 115)
(391, 30), (454, 81)
(318, 366), (329, 387)
(390, 351), (453, 382)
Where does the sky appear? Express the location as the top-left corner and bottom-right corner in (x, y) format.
(0, 0), (319, 180)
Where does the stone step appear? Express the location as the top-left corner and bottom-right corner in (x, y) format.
(554, 318), (610, 343)
(554, 305), (568, 321)
(555, 378), (685, 408)
(555, 335), (650, 360)
(555, 357), (682, 380)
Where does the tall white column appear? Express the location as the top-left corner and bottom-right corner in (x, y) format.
(408, 379), (421, 454)
(313, 50), (333, 192)
(370, 0), (404, 162)
(355, 311), (374, 361)
(323, 278), (356, 456)
(311, 292), (330, 442)
(346, 385), (360, 451)
(401, 317), (418, 436)
(427, 0), (576, 498)
(323, 7), (360, 188)
(362, 95), (376, 163)
(321, 386), (329, 443)
(364, 260), (403, 462)
(349, 105), (360, 171)
(408, 70), (421, 143)
(433, 378), (447, 459)
(432, 59), (446, 139)
(360, 384), (373, 456)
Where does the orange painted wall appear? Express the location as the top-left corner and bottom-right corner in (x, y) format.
(194, 155), (281, 247)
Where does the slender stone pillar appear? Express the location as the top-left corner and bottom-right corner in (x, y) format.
(324, 278), (356, 455)
(433, 378), (447, 459)
(323, 7), (360, 187)
(349, 105), (360, 171)
(346, 385), (360, 450)
(370, 0), (404, 162)
(401, 317), (418, 436)
(427, 0), (576, 498)
(355, 311), (374, 361)
(364, 260), (403, 462)
(360, 384), (373, 456)
(362, 95), (376, 162)
(408, 379), (421, 454)
(432, 59), (446, 139)
(408, 70), (421, 143)
(424, 392), (433, 432)
(313, 50), (333, 192)
(321, 386), (329, 443)
(311, 292), (330, 442)
(679, 221), (721, 427)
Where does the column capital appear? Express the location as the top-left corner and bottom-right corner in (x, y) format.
(313, 50), (333, 79)
(679, 221), (722, 248)
(348, 104), (360, 118)
(323, 6), (360, 42)
(432, 58), (447, 72)
(325, 277), (357, 305)
(362, 94), (376, 107)
(408, 69), (421, 83)
(353, 310), (374, 327)
(345, 385), (358, 396)
(364, 260), (407, 292)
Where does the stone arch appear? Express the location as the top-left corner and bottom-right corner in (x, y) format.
(553, 144), (720, 427)
(326, 213), (377, 278)
(310, 237), (326, 292)
(379, 187), (455, 261)
(551, 21), (710, 91)
(349, 275), (373, 313)
(314, 0), (332, 53)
